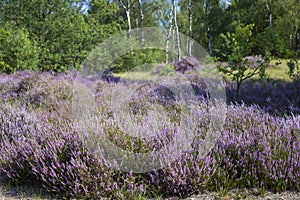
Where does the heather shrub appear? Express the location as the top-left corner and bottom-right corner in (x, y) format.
(210, 104), (300, 192)
(0, 71), (300, 199)
(226, 79), (300, 115)
(145, 153), (215, 198)
(0, 71), (74, 116)
(173, 56), (204, 74)
(0, 104), (146, 199)
(0, 104), (45, 184)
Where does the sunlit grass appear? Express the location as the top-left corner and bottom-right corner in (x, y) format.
(115, 63), (223, 81)
(222, 59), (297, 82)
(265, 59), (293, 81)
(115, 71), (153, 81)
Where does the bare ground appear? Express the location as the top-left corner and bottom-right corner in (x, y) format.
(1, 183), (300, 200)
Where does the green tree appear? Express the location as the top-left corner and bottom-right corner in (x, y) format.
(216, 24), (269, 99)
(0, 23), (39, 73)
(178, 0), (225, 55)
(275, 0), (300, 56)
(88, 0), (122, 43)
(216, 23), (255, 61)
(0, 0), (124, 72)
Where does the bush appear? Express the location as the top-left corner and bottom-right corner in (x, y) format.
(0, 71), (73, 113)
(226, 79), (300, 116)
(173, 56), (204, 74)
(211, 105), (300, 192)
(0, 104), (146, 199)
(287, 59), (300, 80)
(217, 55), (270, 99)
(0, 72), (299, 199)
(0, 24), (39, 74)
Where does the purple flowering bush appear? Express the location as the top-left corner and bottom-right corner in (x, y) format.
(0, 104), (146, 199)
(0, 71), (73, 114)
(210, 105), (300, 192)
(226, 80), (300, 115)
(173, 56), (204, 74)
(0, 71), (299, 199)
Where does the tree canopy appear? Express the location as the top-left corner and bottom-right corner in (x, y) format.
(0, 0), (299, 73)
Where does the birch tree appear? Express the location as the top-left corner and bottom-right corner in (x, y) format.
(119, 0), (132, 37)
(172, 0), (181, 60)
(187, 0), (193, 56)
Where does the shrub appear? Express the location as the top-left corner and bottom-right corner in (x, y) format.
(226, 79), (300, 115)
(0, 72), (299, 199)
(0, 71), (73, 114)
(217, 55), (270, 99)
(173, 56), (204, 74)
(0, 104), (146, 199)
(287, 59), (300, 80)
(0, 24), (39, 74)
(210, 105), (300, 192)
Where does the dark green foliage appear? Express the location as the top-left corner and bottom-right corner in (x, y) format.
(287, 59), (300, 80)
(0, 24), (39, 73)
(254, 28), (287, 57)
(0, 0), (121, 72)
(110, 49), (166, 73)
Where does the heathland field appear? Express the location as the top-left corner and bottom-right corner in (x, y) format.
(1, 0), (300, 199)
(0, 58), (299, 199)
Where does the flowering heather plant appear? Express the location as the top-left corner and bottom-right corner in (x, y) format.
(210, 104), (300, 192)
(0, 71), (300, 199)
(0, 71), (73, 111)
(0, 104), (47, 184)
(173, 56), (204, 74)
(226, 79), (300, 115)
(0, 103), (146, 199)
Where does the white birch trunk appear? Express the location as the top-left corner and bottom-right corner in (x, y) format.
(188, 0), (192, 57)
(120, 0), (131, 38)
(138, 0), (144, 49)
(172, 0), (181, 60)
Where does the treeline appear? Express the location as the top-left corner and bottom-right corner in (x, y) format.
(0, 0), (299, 73)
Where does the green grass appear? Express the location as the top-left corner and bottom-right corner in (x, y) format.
(266, 59), (293, 81)
(116, 71), (154, 81)
(115, 59), (295, 82)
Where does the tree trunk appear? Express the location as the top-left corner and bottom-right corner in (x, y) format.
(166, 25), (173, 64)
(134, 4), (138, 29)
(172, 29), (175, 62)
(188, 0), (192, 57)
(126, 10), (131, 38)
(172, 0), (181, 60)
(166, 37), (170, 64)
(236, 80), (242, 100)
(295, 28), (300, 53)
(266, 3), (272, 27)
(165, 3), (174, 64)
(120, 0), (131, 38)
(290, 34), (293, 49)
(138, 0), (144, 50)
(205, 0), (212, 55)
(207, 24), (211, 55)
